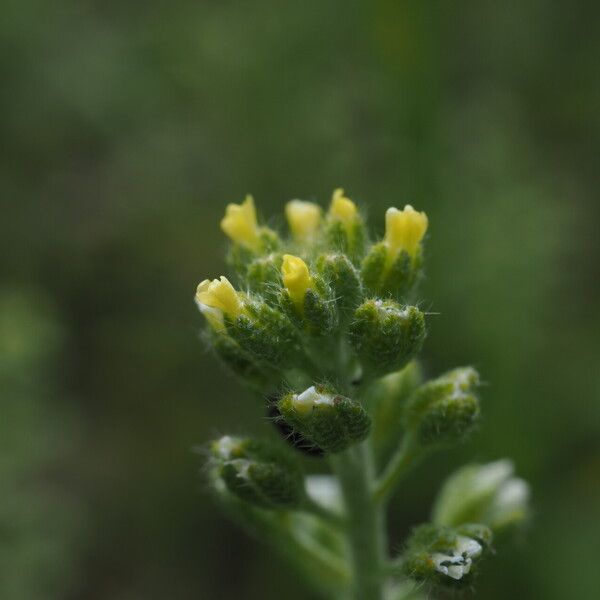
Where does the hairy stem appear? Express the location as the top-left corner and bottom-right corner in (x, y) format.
(331, 442), (386, 600)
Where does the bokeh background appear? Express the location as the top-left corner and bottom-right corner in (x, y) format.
(1, 1), (599, 598)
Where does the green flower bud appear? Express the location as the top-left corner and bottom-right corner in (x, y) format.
(211, 436), (304, 509)
(279, 255), (337, 336)
(404, 367), (480, 447)
(348, 300), (426, 377)
(228, 298), (300, 370)
(277, 385), (371, 453)
(432, 460), (531, 532)
(315, 253), (363, 321)
(403, 523), (492, 586)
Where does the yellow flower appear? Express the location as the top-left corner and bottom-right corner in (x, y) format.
(285, 200), (322, 241)
(384, 205), (428, 258)
(329, 188), (358, 234)
(220, 195), (261, 250)
(281, 254), (313, 312)
(195, 276), (244, 330)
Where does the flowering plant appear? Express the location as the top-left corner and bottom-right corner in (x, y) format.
(196, 191), (529, 599)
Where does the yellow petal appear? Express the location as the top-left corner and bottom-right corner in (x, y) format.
(220, 195), (260, 250)
(285, 200), (322, 241)
(196, 276), (243, 323)
(384, 205), (428, 258)
(281, 254), (312, 311)
(329, 188), (358, 231)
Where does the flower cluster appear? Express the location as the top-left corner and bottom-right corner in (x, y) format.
(196, 190), (529, 599)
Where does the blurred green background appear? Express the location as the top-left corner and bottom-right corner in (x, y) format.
(1, 1), (598, 598)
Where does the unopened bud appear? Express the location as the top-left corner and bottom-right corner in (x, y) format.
(221, 196), (281, 275)
(349, 300), (426, 377)
(362, 205), (428, 299)
(244, 253), (284, 294)
(280, 255), (337, 335)
(432, 460), (530, 532)
(211, 436), (303, 509)
(404, 367), (480, 447)
(315, 253), (363, 320)
(403, 523), (492, 586)
(278, 385), (371, 453)
(325, 189), (366, 261)
(210, 333), (274, 390)
(285, 200), (322, 242)
(229, 298), (300, 370)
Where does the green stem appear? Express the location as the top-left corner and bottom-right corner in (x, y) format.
(374, 431), (421, 503)
(331, 442), (386, 600)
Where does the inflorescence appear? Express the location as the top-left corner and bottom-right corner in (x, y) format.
(195, 190), (529, 599)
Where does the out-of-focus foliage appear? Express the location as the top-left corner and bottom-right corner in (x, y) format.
(0, 290), (83, 599)
(0, 1), (598, 598)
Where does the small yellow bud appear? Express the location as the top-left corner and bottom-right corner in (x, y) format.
(285, 200), (322, 241)
(281, 254), (313, 312)
(329, 188), (358, 234)
(384, 205), (428, 258)
(220, 195), (260, 250)
(195, 276), (244, 330)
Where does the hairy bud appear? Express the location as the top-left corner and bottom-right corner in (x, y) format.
(229, 298), (300, 370)
(349, 300), (426, 377)
(324, 189), (366, 262)
(211, 436), (304, 509)
(277, 385), (371, 453)
(210, 333), (273, 390)
(315, 253), (363, 320)
(362, 205), (428, 299)
(280, 255), (337, 336)
(244, 253), (284, 294)
(432, 460), (530, 532)
(403, 523), (492, 586)
(404, 367), (480, 447)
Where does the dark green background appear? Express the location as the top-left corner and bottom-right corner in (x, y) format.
(1, 1), (598, 598)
